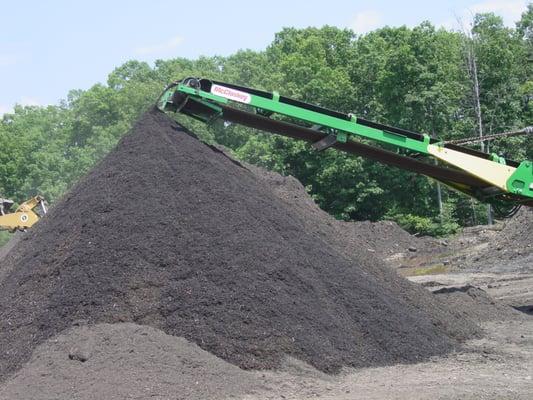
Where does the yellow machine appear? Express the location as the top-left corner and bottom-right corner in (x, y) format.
(0, 196), (47, 232)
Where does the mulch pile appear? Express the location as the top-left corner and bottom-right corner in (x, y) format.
(244, 163), (424, 257)
(0, 108), (479, 380)
(461, 207), (533, 270)
(493, 207), (533, 255)
(431, 285), (524, 322)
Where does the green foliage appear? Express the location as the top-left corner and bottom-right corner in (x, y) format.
(387, 201), (460, 237)
(0, 14), (530, 237)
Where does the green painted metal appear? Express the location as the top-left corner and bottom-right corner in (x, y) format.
(178, 84), (229, 104)
(159, 82), (434, 153)
(232, 88), (426, 154)
(507, 161), (533, 197)
(159, 82), (432, 154)
(489, 153), (507, 164)
(157, 88), (175, 111)
(158, 78), (533, 204)
(336, 131), (348, 143)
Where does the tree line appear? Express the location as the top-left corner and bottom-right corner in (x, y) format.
(1, 8), (532, 237)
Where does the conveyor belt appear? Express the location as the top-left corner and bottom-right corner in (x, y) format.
(219, 106), (490, 189)
(159, 79), (533, 208)
(207, 78), (521, 167)
(219, 106), (533, 208)
(178, 96), (496, 198)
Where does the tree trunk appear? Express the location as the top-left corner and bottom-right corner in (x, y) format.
(465, 32), (492, 224)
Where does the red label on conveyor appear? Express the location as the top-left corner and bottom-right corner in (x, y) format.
(211, 84), (251, 104)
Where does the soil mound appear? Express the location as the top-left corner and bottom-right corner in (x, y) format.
(432, 285), (524, 322)
(494, 208), (533, 256)
(465, 207), (533, 271)
(0, 108), (478, 380)
(0, 323), (261, 400)
(245, 163), (422, 257)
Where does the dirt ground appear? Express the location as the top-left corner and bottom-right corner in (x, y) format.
(1, 229), (532, 400)
(0, 318), (531, 400)
(373, 219), (533, 400)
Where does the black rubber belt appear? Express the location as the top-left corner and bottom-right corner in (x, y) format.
(220, 106), (491, 189)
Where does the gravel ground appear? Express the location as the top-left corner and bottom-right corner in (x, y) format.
(1, 317), (531, 400)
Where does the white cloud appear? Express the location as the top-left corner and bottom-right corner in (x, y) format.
(134, 35), (184, 56)
(0, 97), (44, 117)
(0, 54), (17, 67)
(438, 17), (457, 30)
(469, 0), (527, 26)
(0, 104), (11, 116)
(349, 10), (383, 34)
(19, 96), (41, 107)
(438, 0), (527, 31)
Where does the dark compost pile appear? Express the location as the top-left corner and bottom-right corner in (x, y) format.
(0, 108), (479, 380)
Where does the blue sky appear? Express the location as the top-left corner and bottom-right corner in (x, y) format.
(0, 0), (529, 114)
